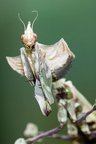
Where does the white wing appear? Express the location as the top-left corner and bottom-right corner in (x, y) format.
(37, 38), (75, 80)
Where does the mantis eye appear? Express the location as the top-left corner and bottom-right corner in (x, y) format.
(33, 33), (38, 40)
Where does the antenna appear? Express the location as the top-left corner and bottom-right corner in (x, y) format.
(18, 13), (26, 31)
(31, 10), (38, 30)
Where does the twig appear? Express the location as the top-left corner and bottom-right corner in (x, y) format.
(75, 104), (96, 124)
(26, 124), (65, 144)
(49, 134), (77, 141)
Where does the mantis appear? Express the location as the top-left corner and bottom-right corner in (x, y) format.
(6, 11), (96, 143)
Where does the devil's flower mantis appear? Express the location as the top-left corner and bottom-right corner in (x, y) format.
(6, 11), (96, 143)
(6, 11), (74, 116)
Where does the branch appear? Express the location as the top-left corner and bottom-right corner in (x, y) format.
(75, 104), (96, 124)
(26, 124), (65, 144)
(49, 134), (77, 141)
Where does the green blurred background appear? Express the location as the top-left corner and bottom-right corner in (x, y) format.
(1, 0), (96, 144)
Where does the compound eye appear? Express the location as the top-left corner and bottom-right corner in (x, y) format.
(33, 33), (38, 40)
(21, 34), (25, 42)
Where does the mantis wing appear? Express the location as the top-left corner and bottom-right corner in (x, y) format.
(6, 48), (35, 86)
(6, 55), (24, 76)
(37, 38), (75, 81)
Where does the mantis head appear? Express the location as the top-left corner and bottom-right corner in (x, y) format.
(18, 11), (38, 48)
